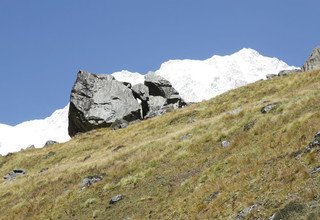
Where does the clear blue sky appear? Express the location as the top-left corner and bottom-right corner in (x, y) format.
(0, 0), (319, 125)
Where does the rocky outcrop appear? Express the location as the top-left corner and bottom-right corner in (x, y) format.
(302, 47), (320, 71)
(68, 71), (141, 136)
(68, 71), (186, 136)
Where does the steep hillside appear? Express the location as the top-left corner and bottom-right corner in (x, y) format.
(1, 70), (320, 219)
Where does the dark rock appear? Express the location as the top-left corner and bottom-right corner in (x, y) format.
(236, 204), (259, 220)
(44, 140), (58, 147)
(261, 103), (280, 114)
(221, 140), (230, 148)
(68, 71), (141, 136)
(278, 69), (301, 77)
(81, 175), (103, 188)
(39, 167), (49, 173)
(302, 47), (320, 72)
(206, 191), (219, 203)
(4, 169), (26, 181)
(243, 120), (256, 131)
(109, 194), (124, 204)
(110, 119), (129, 130)
(180, 134), (192, 141)
(266, 74), (278, 80)
(83, 155), (91, 161)
(311, 166), (320, 174)
(305, 131), (320, 152)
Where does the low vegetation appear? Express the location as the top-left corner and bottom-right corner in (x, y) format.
(1, 70), (320, 219)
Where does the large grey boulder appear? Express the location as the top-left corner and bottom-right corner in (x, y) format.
(68, 71), (141, 136)
(302, 47), (320, 71)
(131, 83), (150, 117)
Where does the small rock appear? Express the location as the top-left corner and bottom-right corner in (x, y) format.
(39, 167), (49, 173)
(221, 140), (230, 148)
(261, 103), (279, 114)
(4, 169), (26, 181)
(109, 194), (124, 204)
(180, 134), (192, 141)
(266, 74), (278, 80)
(311, 166), (320, 174)
(206, 191), (219, 203)
(110, 119), (129, 130)
(236, 204), (259, 220)
(83, 155), (91, 161)
(305, 131), (320, 152)
(44, 140), (58, 147)
(243, 120), (256, 131)
(278, 69), (301, 77)
(81, 175), (103, 188)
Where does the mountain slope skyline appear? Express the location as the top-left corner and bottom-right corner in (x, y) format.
(0, 48), (298, 155)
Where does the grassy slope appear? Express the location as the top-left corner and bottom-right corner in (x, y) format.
(1, 71), (320, 219)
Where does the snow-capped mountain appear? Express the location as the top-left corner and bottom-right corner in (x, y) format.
(0, 48), (298, 155)
(0, 105), (70, 155)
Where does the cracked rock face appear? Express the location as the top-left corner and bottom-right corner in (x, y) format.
(302, 47), (320, 72)
(68, 71), (141, 136)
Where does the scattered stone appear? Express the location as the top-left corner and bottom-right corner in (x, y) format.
(81, 175), (103, 188)
(109, 194), (124, 204)
(278, 69), (301, 77)
(44, 140), (58, 147)
(206, 191), (219, 203)
(266, 74), (278, 80)
(3, 169), (26, 181)
(110, 119), (129, 130)
(311, 166), (320, 174)
(236, 204), (259, 220)
(112, 145), (126, 152)
(305, 131), (320, 152)
(221, 140), (230, 148)
(243, 120), (256, 131)
(302, 47), (320, 72)
(39, 167), (49, 173)
(180, 134), (192, 141)
(261, 103), (280, 114)
(83, 155), (91, 161)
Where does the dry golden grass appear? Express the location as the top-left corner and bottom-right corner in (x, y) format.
(1, 70), (320, 219)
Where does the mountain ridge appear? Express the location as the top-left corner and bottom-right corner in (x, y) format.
(0, 48), (297, 155)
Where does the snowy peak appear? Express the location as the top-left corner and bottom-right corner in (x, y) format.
(155, 48), (297, 102)
(0, 105), (70, 155)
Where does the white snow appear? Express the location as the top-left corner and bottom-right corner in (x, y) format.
(155, 48), (298, 102)
(0, 48), (298, 155)
(0, 105), (70, 155)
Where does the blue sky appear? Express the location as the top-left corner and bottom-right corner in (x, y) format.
(0, 0), (319, 125)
